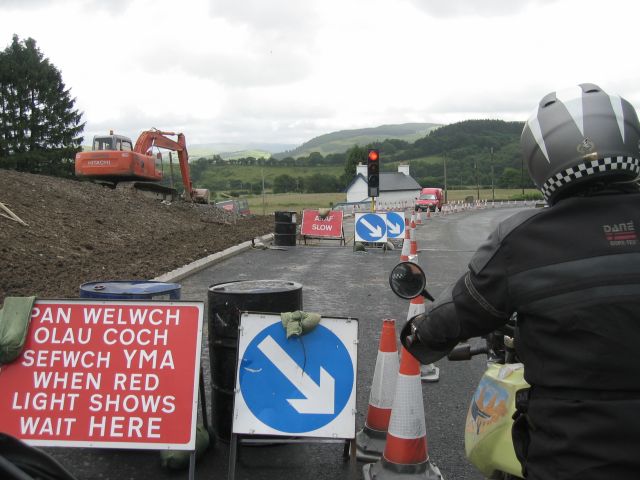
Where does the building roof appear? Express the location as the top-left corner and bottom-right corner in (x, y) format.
(380, 172), (421, 191)
(345, 172), (421, 193)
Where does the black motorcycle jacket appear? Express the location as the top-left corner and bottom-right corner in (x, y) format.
(404, 191), (640, 391)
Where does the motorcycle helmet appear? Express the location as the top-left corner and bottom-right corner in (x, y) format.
(521, 83), (640, 204)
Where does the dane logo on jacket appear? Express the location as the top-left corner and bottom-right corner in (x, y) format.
(602, 221), (637, 246)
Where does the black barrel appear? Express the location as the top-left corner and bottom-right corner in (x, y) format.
(208, 280), (303, 441)
(274, 211), (297, 246)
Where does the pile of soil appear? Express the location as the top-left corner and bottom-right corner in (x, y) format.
(0, 170), (273, 304)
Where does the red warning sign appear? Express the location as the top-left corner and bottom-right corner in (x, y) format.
(0, 300), (203, 450)
(300, 210), (344, 238)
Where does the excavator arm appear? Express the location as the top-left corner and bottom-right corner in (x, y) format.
(134, 129), (195, 201)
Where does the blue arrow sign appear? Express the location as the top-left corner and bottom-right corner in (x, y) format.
(239, 322), (354, 434)
(355, 213), (387, 242)
(386, 211), (405, 239)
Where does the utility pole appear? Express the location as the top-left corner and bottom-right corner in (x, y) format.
(491, 147), (495, 203)
(475, 158), (480, 201)
(443, 152), (448, 203)
(262, 168), (266, 216)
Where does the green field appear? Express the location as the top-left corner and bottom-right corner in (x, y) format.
(247, 192), (346, 215)
(199, 165), (344, 190)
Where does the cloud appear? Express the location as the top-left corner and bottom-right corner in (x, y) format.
(135, 45), (311, 88)
(2, 0), (130, 14)
(405, 0), (558, 18)
(1, 0), (53, 9)
(208, 0), (320, 36)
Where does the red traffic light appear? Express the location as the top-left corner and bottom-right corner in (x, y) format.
(368, 150), (379, 161)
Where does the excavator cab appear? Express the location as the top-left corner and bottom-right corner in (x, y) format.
(91, 133), (134, 152)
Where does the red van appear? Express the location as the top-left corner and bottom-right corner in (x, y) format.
(415, 187), (443, 212)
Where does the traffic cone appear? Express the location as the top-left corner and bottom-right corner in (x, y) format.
(406, 293), (424, 320)
(356, 319), (400, 462)
(406, 296), (440, 383)
(410, 212), (417, 230)
(408, 226), (419, 264)
(400, 217), (411, 261)
(362, 347), (443, 480)
(416, 209), (423, 225)
(426, 208), (431, 220)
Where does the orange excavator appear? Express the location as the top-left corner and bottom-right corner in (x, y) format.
(75, 129), (210, 203)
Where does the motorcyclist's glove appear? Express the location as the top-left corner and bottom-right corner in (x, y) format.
(400, 313), (459, 364)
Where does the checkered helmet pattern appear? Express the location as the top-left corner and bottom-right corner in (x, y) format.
(521, 84), (640, 204)
(541, 156), (640, 200)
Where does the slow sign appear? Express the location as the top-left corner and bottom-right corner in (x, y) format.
(0, 299), (203, 450)
(300, 210), (344, 239)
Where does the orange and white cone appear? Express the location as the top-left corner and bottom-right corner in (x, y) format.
(408, 226), (419, 264)
(407, 294), (425, 320)
(416, 209), (423, 225)
(406, 297), (440, 383)
(410, 212), (417, 230)
(362, 347), (443, 479)
(400, 218), (411, 262)
(426, 208), (431, 220)
(356, 319), (400, 462)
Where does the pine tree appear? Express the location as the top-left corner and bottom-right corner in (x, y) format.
(0, 35), (84, 177)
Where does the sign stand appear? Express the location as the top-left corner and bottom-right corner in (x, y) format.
(228, 434), (356, 480)
(228, 312), (358, 480)
(303, 225), (346, 246)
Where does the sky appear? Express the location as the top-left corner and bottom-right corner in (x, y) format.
(2, 0), (640, 148)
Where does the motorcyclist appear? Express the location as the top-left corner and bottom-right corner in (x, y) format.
(401, 83), (640, 479)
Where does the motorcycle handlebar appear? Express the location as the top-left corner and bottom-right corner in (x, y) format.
(447, 343), (488, 361)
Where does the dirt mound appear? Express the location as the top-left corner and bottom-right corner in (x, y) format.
(0, 170), (273, 304)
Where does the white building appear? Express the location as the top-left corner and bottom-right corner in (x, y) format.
(345, 163), (421, 208)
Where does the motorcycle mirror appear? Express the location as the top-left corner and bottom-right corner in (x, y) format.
(389, 262), (434, 301)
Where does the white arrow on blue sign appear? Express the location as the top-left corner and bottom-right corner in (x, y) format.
(385, 211), (405, 239)
(355, 212), (388, 243)
(233, 313), (358, 438)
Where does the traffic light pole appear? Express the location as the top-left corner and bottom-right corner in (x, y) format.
(367, 149), (380, 211)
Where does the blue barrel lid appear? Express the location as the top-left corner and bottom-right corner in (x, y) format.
(80, 280), (181, 297)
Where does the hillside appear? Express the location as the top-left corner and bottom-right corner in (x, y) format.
(273, 123), (440, 159)
(188, 142), (297, 160)
(0, 170), (273, 305)
(384, 120), (530, 189)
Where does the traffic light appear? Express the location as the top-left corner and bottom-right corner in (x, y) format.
(367, 149), (380, 197)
